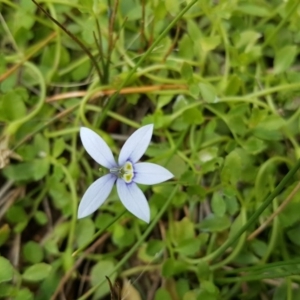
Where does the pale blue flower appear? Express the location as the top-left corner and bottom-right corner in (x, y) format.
(78, 124), (173, 223)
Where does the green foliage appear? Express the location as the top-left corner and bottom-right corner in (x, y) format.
(1, 0), (300, 298)
(162, 258), (188, 277)
(198, 214), (231, 232)
(0, 89), (27, 121)
(75, 218), (95, 248)
(154, 288), (172, 300)
(274, 46), (297, 74)
(0, 257), (14, 283)
(90, 260), (117, 299)
(23, 241), (44, 264)
(199, 83), (218, 103)
(22, 263), (52, 282)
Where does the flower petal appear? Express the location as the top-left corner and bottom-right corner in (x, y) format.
(78, 174), (116, 219)
(116, 179), (150, 223)
(133, 162), (174, 185)
(118, 124), (153, 166)
(80, 127), (116, 169)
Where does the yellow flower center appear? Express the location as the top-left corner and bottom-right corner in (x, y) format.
(121, 161), (134, 183)
(110, 161), (134, 183)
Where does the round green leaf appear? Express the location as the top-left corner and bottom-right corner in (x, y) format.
(23, 241), (44, 264)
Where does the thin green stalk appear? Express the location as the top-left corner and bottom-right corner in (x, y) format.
(260, 195), (279, 264)
(216, 270), (300, 283)
(47, 3), (61, 83)
(220, 258), (300, 275)
(78, 185), (178, 300)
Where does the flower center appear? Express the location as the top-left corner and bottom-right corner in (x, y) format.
(110, 161), (134, 183)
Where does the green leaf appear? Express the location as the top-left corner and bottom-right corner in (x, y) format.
(157, 155), (187, 178)
(91, 260), (116, 299)
(0, 88), (27, 122)
(189, 83), (201, 98)
(221, 149), (242, 185)
(172, 191), (188, 208)
(94, 213), (114, 230)
(198, 214), (231, 232)
(78, 0), (93, 12)
(200, 36), (221, 52)
(75, 218), (95, 248)
(183, 291), (197, 300)
(0, 256), (14, 283)
(23, 241), (44, 264)
(182, 107), (204, 125)
(199, 83), (218, 103)
(274, 46), (297, 74)
(6, 205), (27, 224)
(198, 147), (223, 174)
(146, 240), (165, 257)
(287, 224), (300, 246)
(3, 159), (49, 181)
(0, 224), (11, 247)
(242, 136), (267, 154)
(211, 192), (226, 217)
(154, 288), (172, 300)
(49, 181), (70, 210)
(34, 134), (49, 155)
(171, 217), (195, 245)
(223, 188), (239, 216)
(181, 62), (193, 81)
(236, 30), (261, 49)
(196, 260), (211, 279)
(162, 258), (188, 277)
(31, 159), (50, 180)
(22, 263), (52, 282)
(165, 0), (179, 14)
(112, 223), (135, 247)
(20, 0), (36, 12)
(151, 1), (167, 19)
(252, 127), (283, 141)
(0, 283), (15, 297)
(176, 238), (202, 256)
(250, 240), (268, 258)
(178, 34), (194, 59)
(157, 95), (173, 109)
(256, 115), (286, 130)
(14, 288), (33, 300)
(187, 20), (202, 40)
(225, 74), (242, 95)
(71, 60), (91, 81)
(176, 279), (190, 299)
(198, 280), (219, 300)
(236, 4), (270, 17)
(34, 211), (48, 225)
(279, 200), (300, 228)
